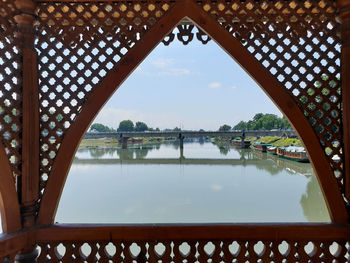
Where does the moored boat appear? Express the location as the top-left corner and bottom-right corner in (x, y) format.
(232, 139), (251, 148)
(252, 142), (271, 153)
(277, 146), (309, 163)
(267, 146), (277, 155)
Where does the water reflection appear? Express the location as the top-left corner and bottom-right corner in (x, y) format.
(57, 141), (330, 223)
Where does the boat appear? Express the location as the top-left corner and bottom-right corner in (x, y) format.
(252, 142), (271, 153)
(232, 139), (251, 148)
(266, 146), (277, 155)
(277, 146), (309, 163)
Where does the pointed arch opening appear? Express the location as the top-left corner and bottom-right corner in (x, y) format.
(55, 27), (331, 224)
(37, 0), (347, 224)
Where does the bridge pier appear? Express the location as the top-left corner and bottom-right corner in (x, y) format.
(180, 147), (184, 159)
(179, 134), (184, 150)
(120, 137), (129, 149)
(241, 132), (246, 149)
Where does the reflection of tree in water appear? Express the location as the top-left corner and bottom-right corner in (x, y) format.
(214, 142), (230, 156)
(254, 160), (283, 175)
(235, 148), (255, 160)
(171, 141), (180, 150)
(300, 175), (330, 222)
(219, 146), (229, 155)
(116, 148), (134, 160)
(116, 145), (161, 159)
(134, 147), (149, 159)
(88, 147), (118, 158)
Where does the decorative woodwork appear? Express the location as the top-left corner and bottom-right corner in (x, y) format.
(0, 0), (350, 262)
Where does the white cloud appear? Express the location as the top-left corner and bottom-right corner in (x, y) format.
(210, 184), (223, 191)
(158, 68), (190, 76)
(208, 82), (221, 89)
(152, 58), (174, 69)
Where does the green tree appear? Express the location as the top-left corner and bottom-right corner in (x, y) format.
(280, 116), (292, 129)
(117, 120), (134, 132)
(173, 127), (181, 131)
(219, 124), (231, 131)
(135, 121), (148, 132)
(90, 123), (115, 132)
(232, 113), (293, 130)
(233, 121), (247, 130)
(253, 113), (264, 122)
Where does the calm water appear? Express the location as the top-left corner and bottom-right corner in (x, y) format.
(54, 140), (330, 223)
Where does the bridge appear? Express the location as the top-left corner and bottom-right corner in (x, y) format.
(84, 130), (297, 149)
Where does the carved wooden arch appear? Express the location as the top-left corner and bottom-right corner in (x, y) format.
(37, 0), (348, 224)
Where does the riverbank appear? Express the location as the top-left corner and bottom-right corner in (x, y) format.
(79, 137), (168, 148)
(80, 136), (302, 148)
(248, 136), (303, 147)
(215, 136), (303, 147)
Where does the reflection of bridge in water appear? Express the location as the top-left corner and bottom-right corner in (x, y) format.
(73, 158), (274, 166)
(74, 144), (312, 176)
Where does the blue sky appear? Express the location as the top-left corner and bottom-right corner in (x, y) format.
(94, 38), (283, 131)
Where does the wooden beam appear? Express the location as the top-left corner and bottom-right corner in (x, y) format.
(338, 0), (350, 206)
(36, 223), (350, 241)
(183, 0), (348, 223)
(37, 1), (187, 225)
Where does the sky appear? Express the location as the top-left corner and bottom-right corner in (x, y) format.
(93, 37), (283, 131)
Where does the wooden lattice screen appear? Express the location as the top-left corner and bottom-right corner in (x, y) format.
(1, 0), (350, 262)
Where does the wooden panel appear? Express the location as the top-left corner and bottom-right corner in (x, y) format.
(36, 224), (350, 263)
(36, 0), (348, 224)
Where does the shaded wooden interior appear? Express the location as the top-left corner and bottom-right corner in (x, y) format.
(0, 0), (350, 261)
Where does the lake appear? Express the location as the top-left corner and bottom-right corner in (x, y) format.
(54, 140), (329, 224)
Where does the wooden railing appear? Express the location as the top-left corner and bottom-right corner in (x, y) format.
(2, 224), (349, 262)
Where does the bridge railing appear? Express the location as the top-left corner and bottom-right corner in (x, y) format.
(84, 130), (297, 139)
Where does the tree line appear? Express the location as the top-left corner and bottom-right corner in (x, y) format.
(90, 120), (164, 133)
(90, 113), (292, 133)
(219, 113), (292, 131)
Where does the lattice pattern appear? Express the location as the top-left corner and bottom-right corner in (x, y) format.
(0, 0), (22, 185)
(38, 240), (350, 262)
(35, 1), (174, 199)
(196, 0), (344, 194)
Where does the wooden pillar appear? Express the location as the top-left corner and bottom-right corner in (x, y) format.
(338, 0), (350, 201)
(14, 0), (39, 229)
(13, 0), (39, 261)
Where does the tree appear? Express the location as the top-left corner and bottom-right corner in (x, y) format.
(253, 113), (264, 122)
(219, 124), (231, 131)
(232, 113), (293, 130)
(173, 127), (181, 131)
(232, 121), (247, 130)
(117, 120), (134, 132)
(135, 121), (148, 132)
(90, 123), (115, 132)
